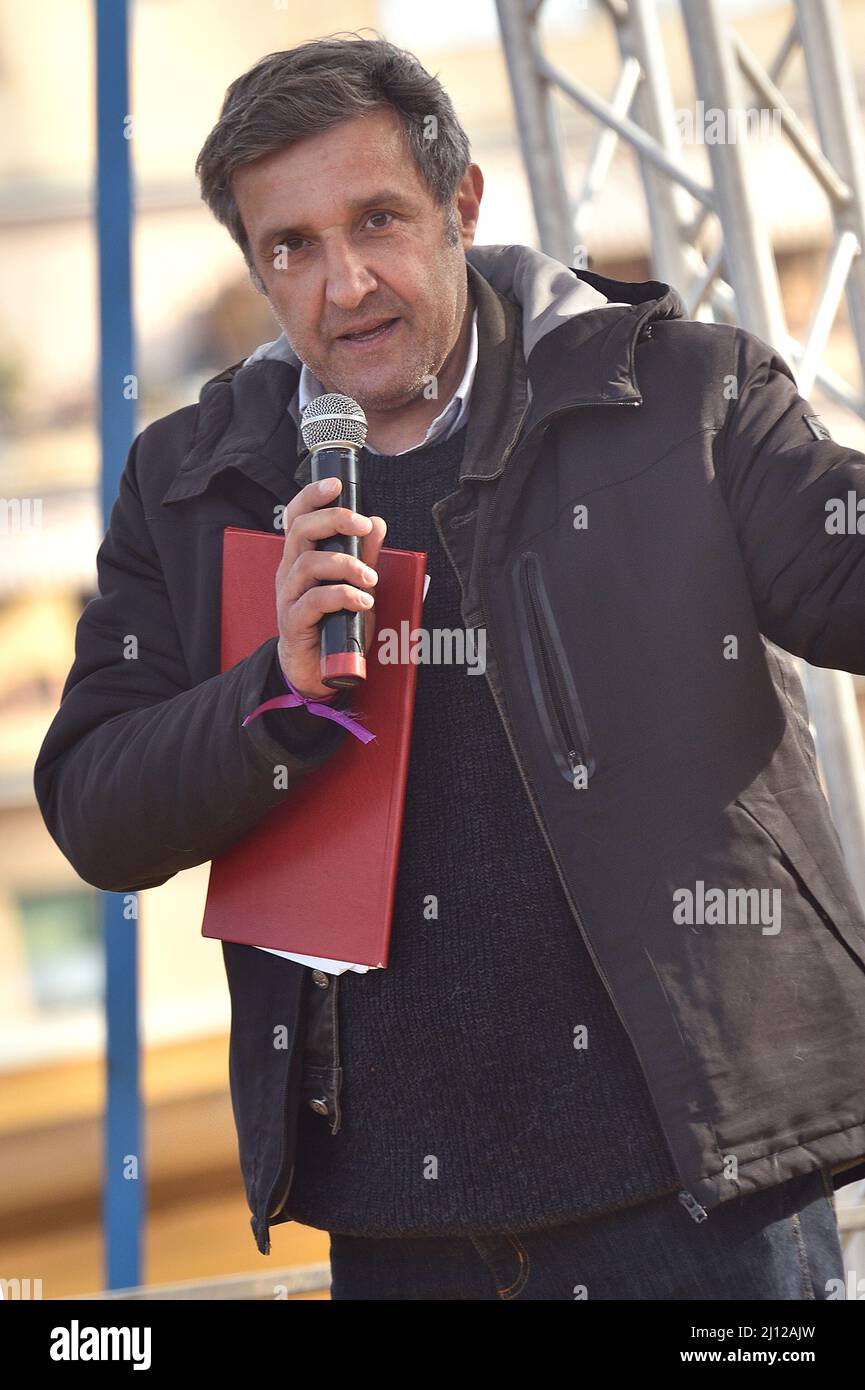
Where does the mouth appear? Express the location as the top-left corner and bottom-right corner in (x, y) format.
(336, 317), (400, 346)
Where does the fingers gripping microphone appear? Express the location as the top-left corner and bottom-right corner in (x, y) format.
(300, 393), (369, 689)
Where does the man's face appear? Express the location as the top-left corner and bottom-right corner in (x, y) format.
(232, 107), (480, 414)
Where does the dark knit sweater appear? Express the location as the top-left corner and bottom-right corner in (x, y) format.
(279, 423), (682, 1236)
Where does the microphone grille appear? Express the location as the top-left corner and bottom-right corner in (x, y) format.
(300, 393), (368, 451)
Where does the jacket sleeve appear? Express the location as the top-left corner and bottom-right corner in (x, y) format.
(33, 432), (348, 894)
(717, 328), (865, 673)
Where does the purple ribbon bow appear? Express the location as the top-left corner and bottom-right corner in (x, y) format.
(242, 664), (376, 744)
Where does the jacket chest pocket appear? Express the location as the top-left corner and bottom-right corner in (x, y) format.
(512, 549), (596, 786)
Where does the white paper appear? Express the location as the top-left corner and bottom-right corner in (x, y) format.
(253, 945), (376, 974)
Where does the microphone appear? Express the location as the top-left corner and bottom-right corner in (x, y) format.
(300, 392), (369, 689)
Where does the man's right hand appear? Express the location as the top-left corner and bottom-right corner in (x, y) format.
(275, 477), (388, 701)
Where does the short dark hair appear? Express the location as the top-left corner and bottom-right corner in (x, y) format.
(195, 32), (472, 291)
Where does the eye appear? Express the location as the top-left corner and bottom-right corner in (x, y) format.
(364, 211), (394, 230)
(275, 238), (306, 256)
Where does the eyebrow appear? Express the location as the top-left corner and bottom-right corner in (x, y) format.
(256, 190), (414, 255)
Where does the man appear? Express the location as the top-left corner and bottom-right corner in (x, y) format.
(34, 35), (865, 1300)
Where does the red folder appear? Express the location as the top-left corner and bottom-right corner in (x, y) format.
(201, 526), (426, 968)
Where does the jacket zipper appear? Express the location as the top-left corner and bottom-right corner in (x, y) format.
(475, 397), (708, 1222)
(520, 550), (595, 785)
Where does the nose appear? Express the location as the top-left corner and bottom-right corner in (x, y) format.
(323, 240), (377, 313)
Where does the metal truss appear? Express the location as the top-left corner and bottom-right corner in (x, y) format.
(495, 0), (865, 915)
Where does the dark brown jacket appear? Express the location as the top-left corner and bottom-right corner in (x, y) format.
(34, 245), (865, 1254)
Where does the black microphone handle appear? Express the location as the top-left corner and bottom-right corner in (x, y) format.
(310, 444), (367, 688)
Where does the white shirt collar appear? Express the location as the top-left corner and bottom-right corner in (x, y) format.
(297, 306), (478, 456)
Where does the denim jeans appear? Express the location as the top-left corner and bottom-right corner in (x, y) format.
(328, 1167), (845, 1300)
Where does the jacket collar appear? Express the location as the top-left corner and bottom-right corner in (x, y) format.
(161, 244), (686, 506)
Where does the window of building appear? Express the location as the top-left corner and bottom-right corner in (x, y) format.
(17, 889), (102, 1010)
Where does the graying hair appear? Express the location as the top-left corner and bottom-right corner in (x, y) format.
(195, 32), (472, 292)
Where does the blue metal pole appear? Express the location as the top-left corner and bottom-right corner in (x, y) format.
(95, 0), (141, 1291)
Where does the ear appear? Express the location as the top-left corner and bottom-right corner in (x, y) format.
(455, 164), (484, 249)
